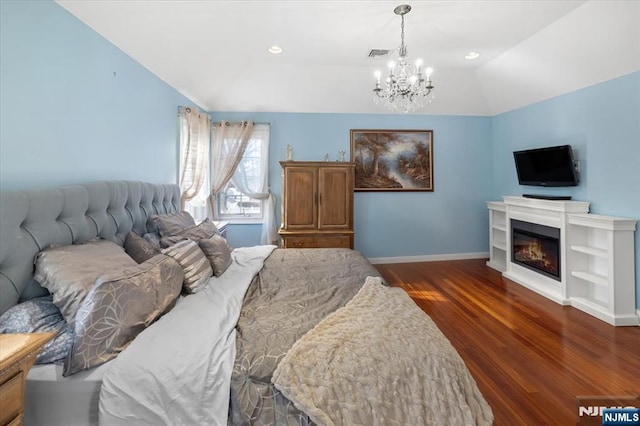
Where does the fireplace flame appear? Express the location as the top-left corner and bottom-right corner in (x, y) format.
(515, 240), (554, 270)
(512, 226), (560, 277)
(526, 241), (544, 260)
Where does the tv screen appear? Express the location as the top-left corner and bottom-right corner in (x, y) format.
(513, 145), (578, 187)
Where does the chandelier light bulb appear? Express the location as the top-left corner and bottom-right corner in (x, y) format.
(374, 70), (381, 87)
(425, 67), (433, 77)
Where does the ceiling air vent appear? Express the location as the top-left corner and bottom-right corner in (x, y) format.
(368, 49), (390, 58)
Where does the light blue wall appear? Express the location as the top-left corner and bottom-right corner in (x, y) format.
(4, 1), (637, 307)
(0, 0), (197, 190)
(212, 112), (494, 258)
(491, 72), (640, 308)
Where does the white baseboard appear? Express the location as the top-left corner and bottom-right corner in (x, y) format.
(637, 310), (640, 327)
(368, 252), (489, 265)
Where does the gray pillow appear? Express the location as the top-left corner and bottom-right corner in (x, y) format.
(199, 234), (233, 277)
(0, 295), (73, 364)
(124, 231), (160, 263)
(161, 239), (213, 294)
(148, 211), (196, 237)
(63, 254), (184, 376)
(160, 218), (218, 248)
(143, 232), (162, 250)
(34, 240), (137, 327)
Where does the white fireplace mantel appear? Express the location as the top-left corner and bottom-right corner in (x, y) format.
(487, 196), (638, 326)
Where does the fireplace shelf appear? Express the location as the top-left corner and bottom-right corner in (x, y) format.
(493, 241), (507, 251)
(570, 245), (608, 259)
(487, 197), (638, 326)
(487, 202), (507, 271)
(566, 213), (637, 326)
(570, 270), (608, 288)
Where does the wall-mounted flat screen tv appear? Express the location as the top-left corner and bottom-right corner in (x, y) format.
(513, 145), (578, 187)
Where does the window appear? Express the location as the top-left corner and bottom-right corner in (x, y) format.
(217, 183), (261, 218)
(179, 114), (271, 227)
(214, 124), (269, 222)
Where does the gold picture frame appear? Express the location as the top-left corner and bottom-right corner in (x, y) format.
(350, 129), (434, 191)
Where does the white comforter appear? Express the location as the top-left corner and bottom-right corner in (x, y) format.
(99, 245), (276, 426)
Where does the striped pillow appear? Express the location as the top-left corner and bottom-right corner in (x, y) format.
(161, 240), (213, 293)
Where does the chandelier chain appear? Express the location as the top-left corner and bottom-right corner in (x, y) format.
(400, 15), (405, 55)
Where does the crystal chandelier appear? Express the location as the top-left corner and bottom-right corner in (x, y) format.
(373, 4), (434, 113)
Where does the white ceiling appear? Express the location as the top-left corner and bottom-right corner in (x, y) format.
(56, 1), (640, 116)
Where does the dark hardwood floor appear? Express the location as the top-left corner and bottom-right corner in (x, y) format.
(375, 259), (640, 426)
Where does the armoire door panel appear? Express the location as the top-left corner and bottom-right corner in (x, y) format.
(318, 167), (352, 229)
(283, 167), (317, 229)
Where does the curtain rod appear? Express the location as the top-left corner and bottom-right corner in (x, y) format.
(213, 121), (270, 127)
(178, 109), (270, 126)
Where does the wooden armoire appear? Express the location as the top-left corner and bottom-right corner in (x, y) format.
(278, 161), (354, 249)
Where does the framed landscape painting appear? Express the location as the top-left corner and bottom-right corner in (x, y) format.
(350, 129), (434, 191)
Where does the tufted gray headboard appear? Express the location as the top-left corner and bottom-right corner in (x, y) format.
(0, 181), (180, 315)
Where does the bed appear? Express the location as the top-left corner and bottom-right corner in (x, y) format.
(0, 181), (493, 425)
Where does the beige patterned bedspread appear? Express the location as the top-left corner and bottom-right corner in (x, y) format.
(272, 276), (494, 426)
(229, 248), (382, 425)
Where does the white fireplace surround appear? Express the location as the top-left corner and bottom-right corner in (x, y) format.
(502, 196), (589, 305)
(487, 196), (638, 326)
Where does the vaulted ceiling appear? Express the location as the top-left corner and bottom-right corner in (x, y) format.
(56, 1), (639, 116)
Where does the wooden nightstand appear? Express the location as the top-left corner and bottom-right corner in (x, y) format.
(0, 333), (54, 426)
(213, 221), (229, 239)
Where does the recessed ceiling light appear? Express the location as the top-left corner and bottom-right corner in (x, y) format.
(465, 51), (480, 60)
(268, 45), (283, 54)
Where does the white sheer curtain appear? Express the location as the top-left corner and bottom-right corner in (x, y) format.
(209, 120), (254, 218)
(230, 125), (277, 245)
(178, 106), (210, 220)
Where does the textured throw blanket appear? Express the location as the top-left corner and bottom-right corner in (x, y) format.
(272, 277), (494, 426)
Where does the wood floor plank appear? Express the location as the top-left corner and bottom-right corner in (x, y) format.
(375, 259), (640, 426)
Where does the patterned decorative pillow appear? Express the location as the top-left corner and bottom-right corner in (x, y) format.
(63, 254), (184, 376)
(160, 218), (218, 248)
(34, 240), (137, 327)
(0, 295), (73, 364)
(161, 239), (213, 293)
(124, 231), (159, 263)
(199, 234), (233, 277)
(148, 211), (196, 237)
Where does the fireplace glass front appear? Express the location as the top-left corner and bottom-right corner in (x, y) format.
(511, 219), (561, 281)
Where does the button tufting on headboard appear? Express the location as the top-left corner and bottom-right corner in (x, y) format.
(0, 181), (180, 315)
